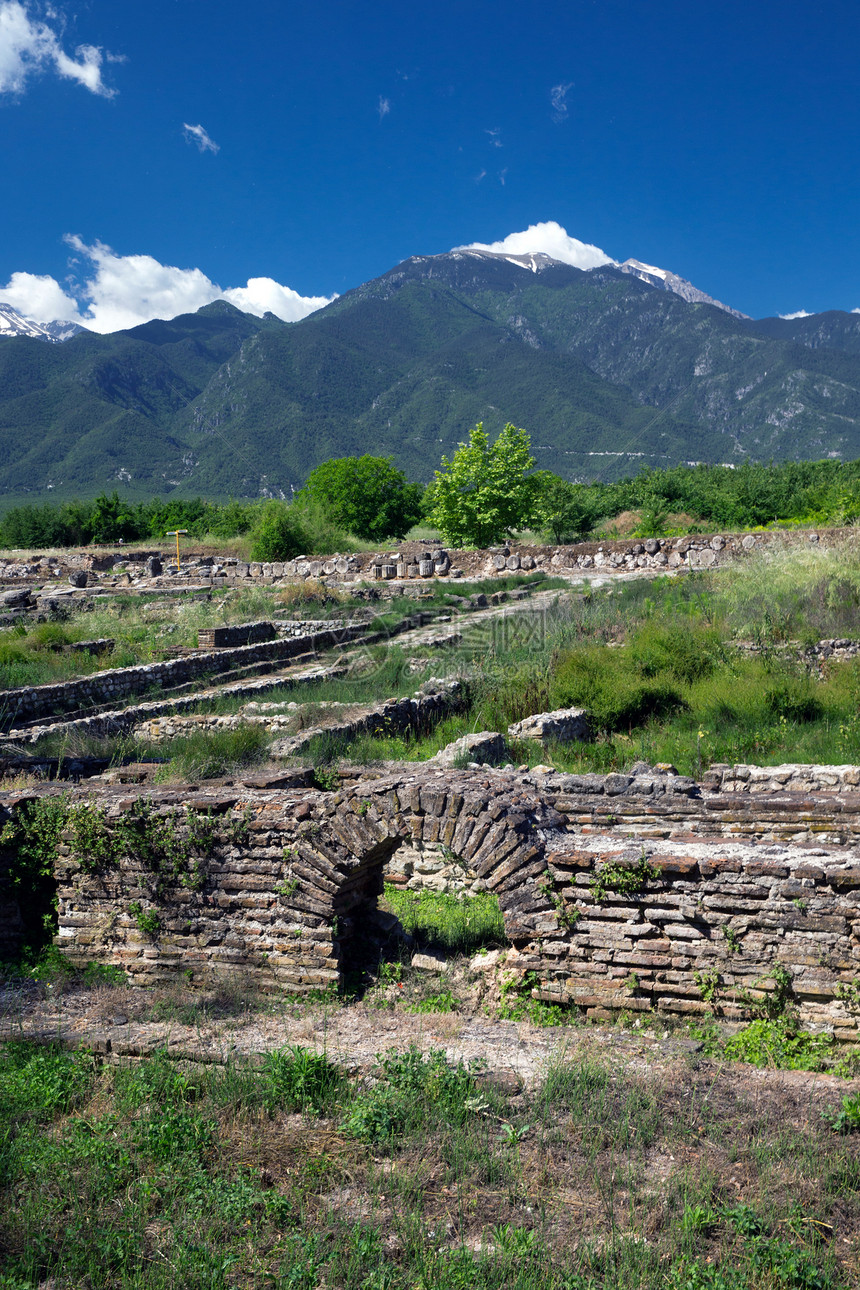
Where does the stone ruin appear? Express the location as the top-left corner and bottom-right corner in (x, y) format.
(2, 761), (860, 1038)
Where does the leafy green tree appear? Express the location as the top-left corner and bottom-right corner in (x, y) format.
(87, 493), (139, 544)
(0, 503), (73, 549)
(204, 499), (257, 539)
(142, 497), (216, 540)
(425, 423), (537, 548)
(298, 455), (423, 542)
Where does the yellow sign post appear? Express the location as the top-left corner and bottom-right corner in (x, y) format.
(165, 529), (188, 572)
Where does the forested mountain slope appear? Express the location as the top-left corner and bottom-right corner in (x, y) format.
(3, 250), (860, 500)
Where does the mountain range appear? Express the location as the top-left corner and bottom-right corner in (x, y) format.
(2, 250), (860, 502)
(0, 303), (87, 345)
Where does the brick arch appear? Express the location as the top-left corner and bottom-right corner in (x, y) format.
(28, 773), (573, 993)
(323, 770), (573, 966)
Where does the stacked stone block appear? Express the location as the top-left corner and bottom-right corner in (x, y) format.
(1, 764), (859, 1035)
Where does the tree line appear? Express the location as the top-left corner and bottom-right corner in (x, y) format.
(3, 430), (860, 553)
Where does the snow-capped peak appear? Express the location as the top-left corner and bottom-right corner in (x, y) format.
(623, 258), (669, 283)
(619, 258), (749, 319)
(458, 248), (562, 274)
(0, 302), (86, 342)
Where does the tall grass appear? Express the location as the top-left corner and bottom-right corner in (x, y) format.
(720, 534), (860, 643)
(309, 556), (860, 774)
(152, 723), (272, 782)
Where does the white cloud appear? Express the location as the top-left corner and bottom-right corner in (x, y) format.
(779, 309), (813, 320)
(550, 81), (573, 122)
(223, 277), (333, 321)
(0, 1), (116, 96)
(377, 95), (390, 119)
(0, 237), (335, 332)
(183, 122), (219, 154)
(458, 220), (614, 271)
(0, 269), (83, 322)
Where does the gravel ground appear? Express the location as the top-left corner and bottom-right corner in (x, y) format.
(2, 974), (855, 1116)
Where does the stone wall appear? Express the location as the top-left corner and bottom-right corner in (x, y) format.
(2, 763), (860, 1035)
(0, 525), (838, 595)
(196, 620), (354, 648)
(0, 617), (423, 731)
(8, 662), (345, 747)
(703, 763), (860, 794)
(197, 622), (278, 648)
(138, 680), (469, 755)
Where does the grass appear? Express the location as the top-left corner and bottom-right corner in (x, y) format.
(293, 549), (860, 777)
(719, 534), (860, 644)
(382, 885), (508, 956)
(150, 723), (273, 782)
(1, 1035), (857, 1288)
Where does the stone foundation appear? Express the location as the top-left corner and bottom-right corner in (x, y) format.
(0, 615), (435, 731)
(1, 763), (859, 1035)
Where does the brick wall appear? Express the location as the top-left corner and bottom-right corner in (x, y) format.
(1, 764), (859, 1034)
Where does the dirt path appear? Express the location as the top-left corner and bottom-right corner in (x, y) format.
(2, 979), (855, 1121)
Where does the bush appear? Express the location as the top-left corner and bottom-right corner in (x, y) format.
(764, 680), (824, 723)
(289, 495), (354, 553)
(249, 502), (310, 562)
(628, 620), (724, 685)
(534, 472), (608, 543)
(550, 645), (685, 731)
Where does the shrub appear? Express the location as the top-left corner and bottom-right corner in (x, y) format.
(550, 645), (685, 732)
(0, 796), (68, 957)
(764, 680), (824, 723)
(628, 621), (723, 685)
(249, 502), (310, 562)
(721, 1019), (834, 1071)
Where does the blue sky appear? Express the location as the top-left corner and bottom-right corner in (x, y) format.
(1, 0), (858, 330)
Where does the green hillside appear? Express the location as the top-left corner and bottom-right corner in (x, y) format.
(0, 302), (277, 501)
(180, 283), (708, 491)
(3, 252), (860, 502)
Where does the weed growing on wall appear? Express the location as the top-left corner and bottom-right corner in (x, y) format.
(0, 796), (68, 955)
(64, 799), (218, 895)
(590, 855), (658, 903)
(0, 796), (233, 961)
(690, 960), (844, 1074)
(498, 970), (575, 1027)
(127, 901), (161, 937)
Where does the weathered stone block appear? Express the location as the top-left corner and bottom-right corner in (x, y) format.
(508, 708), (592, 745)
